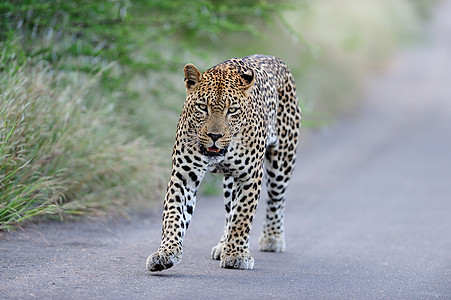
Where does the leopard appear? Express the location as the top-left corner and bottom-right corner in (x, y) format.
(146, 54), (301, 271)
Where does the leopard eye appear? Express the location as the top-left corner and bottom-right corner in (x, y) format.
(227, 107), (240, 114)
(196, 103), (208, 112)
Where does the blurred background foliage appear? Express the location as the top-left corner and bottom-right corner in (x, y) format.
(0, 0), (435, 229)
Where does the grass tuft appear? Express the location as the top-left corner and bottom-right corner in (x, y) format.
(0, 57), (164, 230)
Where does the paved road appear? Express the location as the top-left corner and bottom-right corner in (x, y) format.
(2, 3), (451, 299)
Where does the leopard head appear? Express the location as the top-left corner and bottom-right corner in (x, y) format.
(183, 59), (254, 157)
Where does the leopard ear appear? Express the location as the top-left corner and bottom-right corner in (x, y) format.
(184, 64), (202, 90)
(239, 68), (254, 91)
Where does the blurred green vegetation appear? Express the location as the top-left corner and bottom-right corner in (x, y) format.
(0, 0), (434, 229)
(0, 1), (284, 80)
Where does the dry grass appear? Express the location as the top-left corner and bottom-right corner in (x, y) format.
(0, 57), (165, 230)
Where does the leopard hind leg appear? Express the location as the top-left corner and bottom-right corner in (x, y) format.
(259, 73), (301, 252)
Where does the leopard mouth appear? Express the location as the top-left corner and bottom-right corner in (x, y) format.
(200, 145), (227, 157)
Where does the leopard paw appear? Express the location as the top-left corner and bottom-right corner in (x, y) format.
(220, 252), (254, 270)
(146, 251), (181, 272)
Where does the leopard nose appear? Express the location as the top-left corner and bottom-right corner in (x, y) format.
(207, 133), (223, 142)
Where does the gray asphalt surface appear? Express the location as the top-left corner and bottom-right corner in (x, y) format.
(2, 3), (451, 299)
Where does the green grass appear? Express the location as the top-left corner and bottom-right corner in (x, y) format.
(0, 56), (164, 230)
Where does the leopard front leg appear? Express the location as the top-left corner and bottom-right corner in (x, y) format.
(211, 176), (234, 260)
(147, 163), (207, 272)
(219, 169), (263, 270)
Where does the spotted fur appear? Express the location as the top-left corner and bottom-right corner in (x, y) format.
(146, 55), (301, 271)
